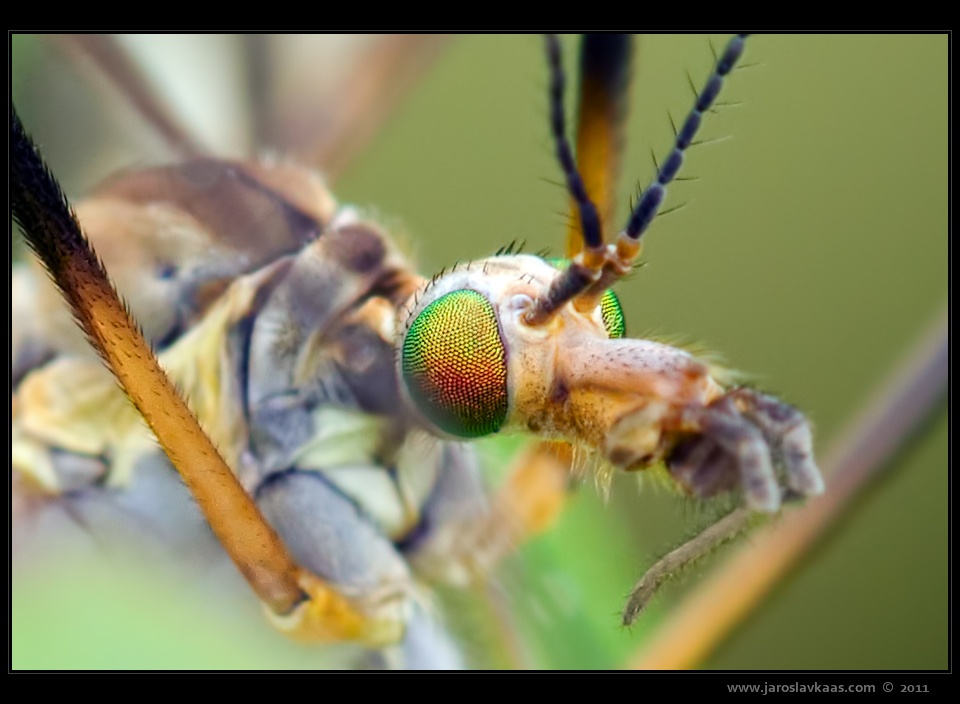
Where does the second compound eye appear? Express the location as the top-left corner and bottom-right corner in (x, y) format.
(545, 257), (626, 339)
(600, 289), (626, 339)
(401, 289), (508, 438)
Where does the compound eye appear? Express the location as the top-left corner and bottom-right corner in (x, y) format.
(600, 289), (626, 339)
(401, 289), (508, 438)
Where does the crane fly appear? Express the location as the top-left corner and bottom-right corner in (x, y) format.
(12, 34), (828, 669)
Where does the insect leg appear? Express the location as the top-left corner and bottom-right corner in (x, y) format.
(483, 441), (571, 558)
(255, 469), (415, 645)
(257, 467), (467, 668)
(11, 105), (374, 637)
(423, 441), (572, 581)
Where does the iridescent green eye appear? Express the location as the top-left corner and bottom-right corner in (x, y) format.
(401, 289), (508, 438)
(545, 258), (626, 339)
(599, 289), (625, 339)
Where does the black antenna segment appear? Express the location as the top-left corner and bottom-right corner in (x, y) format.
(544, 34), (602, 251)
(622, 34), (749, 244)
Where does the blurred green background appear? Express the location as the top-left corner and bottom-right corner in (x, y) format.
(12, 34), (946, 670)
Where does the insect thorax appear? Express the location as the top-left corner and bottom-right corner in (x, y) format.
(12, 166), (490, 590)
